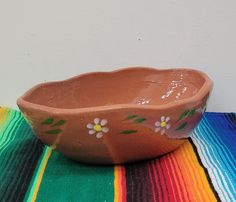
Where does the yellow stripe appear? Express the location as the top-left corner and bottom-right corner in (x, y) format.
(30, 147), (53, 202)
(114, 166), (122, 202)
(0, 107), (10, 131)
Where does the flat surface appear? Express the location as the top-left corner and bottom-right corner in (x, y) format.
(0, 1), (236, 112)
(0, 107), (235, 202)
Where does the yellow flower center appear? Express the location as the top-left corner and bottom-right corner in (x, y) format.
(93, 124), (102, 132)
(160, 121), (166, 127)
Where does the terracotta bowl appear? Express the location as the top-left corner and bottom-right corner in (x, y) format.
(17, 67), (213, 164)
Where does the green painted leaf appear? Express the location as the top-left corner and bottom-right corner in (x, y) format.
(52, 120), (66, 127)
(189, 109), (196, 116)
(134, 118), (146, 123)
(45, 129), (62, 134)
(176, 122), (187, 131)
(126, 115), (138, 120)
(178, 110), (190, 121)
(121, 130), (138, 134)
(41, 118), (54, 125)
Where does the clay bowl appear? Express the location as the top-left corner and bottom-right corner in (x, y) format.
(17, 67), (213, 164)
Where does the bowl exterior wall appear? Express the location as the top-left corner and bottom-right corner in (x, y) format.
(18, 94), (209, 164)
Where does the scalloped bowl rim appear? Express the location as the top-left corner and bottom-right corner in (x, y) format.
(17, 67), (213, 114)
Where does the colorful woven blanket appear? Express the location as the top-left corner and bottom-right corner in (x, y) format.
(0, 107), (235, 202)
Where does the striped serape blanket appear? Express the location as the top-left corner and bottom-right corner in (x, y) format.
(0, 107), (235, 202)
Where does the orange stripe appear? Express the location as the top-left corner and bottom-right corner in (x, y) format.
(175, 143), (202, 201)
(169, 153), (190, 201)
(181, 143), (205, 201)
(187, 142), (217, 201)
(183, 142), (213, 201)
(176, 142), (217, 202)
(114, 166), (126, 202)
(181, 143), (206, 201)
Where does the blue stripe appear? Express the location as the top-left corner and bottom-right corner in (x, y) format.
(198, 118), (236, 193)
(191, 112), (236, 202)
(206, 113), (236, 157)
(191, 133), (229, 202)
(193, 127), (235, 201)
(201, 114), (236, 168)
(223, 114), (236, 133)
(201, 118), (236, 174)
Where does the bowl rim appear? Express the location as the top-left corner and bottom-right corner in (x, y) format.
(17, 66), (213, 114)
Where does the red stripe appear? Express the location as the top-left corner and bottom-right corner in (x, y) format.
(169, 154), (191, 201)
(155, 160), (171, 202)
(164, 156), (182, 202)
(151, 160), (164, 202)
(121, 166), (127, 202)
(147, 162), (158, 202)
(162, 159), (179, 202)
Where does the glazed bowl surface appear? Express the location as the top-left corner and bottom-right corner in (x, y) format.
(17, 67), (213, 164)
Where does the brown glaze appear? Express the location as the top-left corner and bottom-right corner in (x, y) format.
(17, 67), (213, 164)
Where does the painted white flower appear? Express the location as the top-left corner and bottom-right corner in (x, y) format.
(86, 118), (109, 139)
(155, 116), (171, 135)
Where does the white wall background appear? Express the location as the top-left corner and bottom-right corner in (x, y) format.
(0, 0), (235, 112)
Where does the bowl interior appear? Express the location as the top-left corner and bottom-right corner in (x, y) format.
(22, 68), (206, 109)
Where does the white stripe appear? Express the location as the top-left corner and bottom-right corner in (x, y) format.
(194, 126), (236, 198)
(192, 133), (229, 202)
(200, 119), (236, 193)
(192, 129), (235, 202)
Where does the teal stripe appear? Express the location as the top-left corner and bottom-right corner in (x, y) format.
(0, 111), (23, 154)
(0, 111), (23, 180)
(7, 126), (40, 202)
(0, 114), (27, 190)
(0, 109), (44, 201)
(36, 151), (114, 202)
(0, 112), (24, 170)
(1, 118), (29, 198)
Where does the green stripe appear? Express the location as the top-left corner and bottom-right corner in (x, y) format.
(0, 113), (27, 188)
(36, 152), (114, 202)
(0, 108), (45, 201)
(24, 146), (51, 202)
(0, 112), (23, 154)
(5, 123), (36, 201)
(0, 111), (25, 194)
